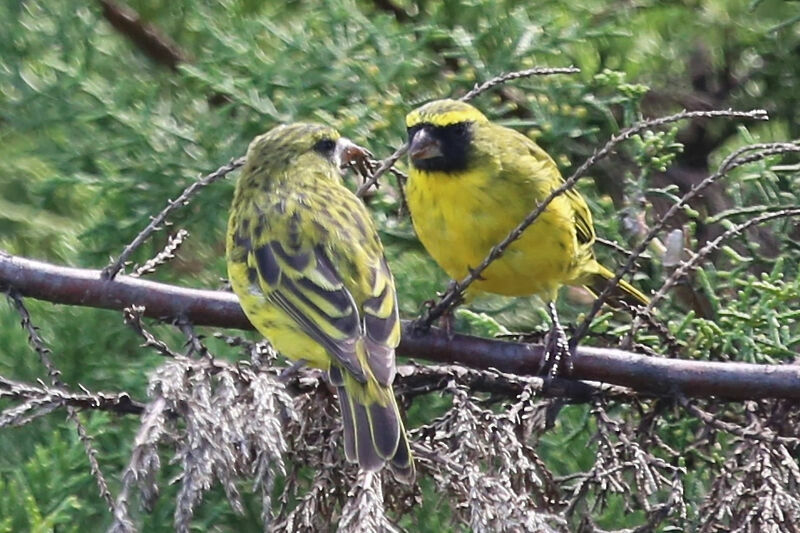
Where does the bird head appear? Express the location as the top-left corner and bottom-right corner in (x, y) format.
(405, 99), (489, 173)
(244, 122), (370, 180)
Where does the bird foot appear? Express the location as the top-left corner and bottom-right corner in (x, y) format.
(278, 359), (307, 383)
(540, 327), (574, 378)
(440, 308), (457, 340)
(415, 298), (457, 339)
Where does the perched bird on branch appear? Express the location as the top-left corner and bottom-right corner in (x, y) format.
(226, 123), (413, 480)
(405, 99), (648, 372)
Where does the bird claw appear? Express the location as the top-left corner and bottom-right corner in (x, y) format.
(353, 157), (378, 184)
(414, 299), (457, 339)
(339, 142), (376, 184)
(278, 359), (307, 383)
(441, 309), (456, 340)
(540, 326), (573, 378)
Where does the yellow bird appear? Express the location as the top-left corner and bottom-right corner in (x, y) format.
(405, 99), (648, 368)
(227, 123), (413, 479)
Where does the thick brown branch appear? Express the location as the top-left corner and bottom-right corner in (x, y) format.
(98, 0), (189, 71)
(370, 0), (412, 22)
(2, 251), (800, 400)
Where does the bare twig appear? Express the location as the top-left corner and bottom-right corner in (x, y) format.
(595, 237), (652, 261)
(123, 305), (181, 358)
(626, 206), (800, 343)
(395, 362), (638, 403)
(355, 145), (408, 197)
(679, 397), (798, 446)
(5, 289), (62, 383)
(132, 229), (189, 278)
(177, 320), (209, 359)
(461, 66), (581, 102)
(4, 289), (118, 511)
(102, 157), (244, 280)
(630, 306), (683, 358)
(573, 140), (797, 344)
(98, 0), (189, 70)
(0, 375), (144, 416)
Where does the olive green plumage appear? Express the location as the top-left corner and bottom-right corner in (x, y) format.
(226, 122), (413, 480)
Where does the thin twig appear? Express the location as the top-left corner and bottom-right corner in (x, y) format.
(627, 206), (800, 343)
(461, 66), (581, 102)
(5, 289), (62, 383)
(355, 145), (408, 197)
(573, 140), (797, 344)
(123, 305), (181, 358)
(630, 306), (683, 358)
(177, 320), (209, 359)
(679, 397), (798, 446)
(595, 237), (652, 261)
(395, 362), (639, 403)
(98, 0), (188, 71)
(132, 229), (189, 278)
(73, 411), (117, 511)
(102, 157), (244, 280)
(4, 290), (118, 511)
(0, 375), (144, 415)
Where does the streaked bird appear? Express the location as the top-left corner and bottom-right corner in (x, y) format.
(227, 122), (413, 479)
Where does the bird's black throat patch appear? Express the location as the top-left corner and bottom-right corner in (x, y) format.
(408, 122), (472, 173)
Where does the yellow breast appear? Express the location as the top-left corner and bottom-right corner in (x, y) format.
(227, 257), (332, 368)
(406, 166), (580, 301)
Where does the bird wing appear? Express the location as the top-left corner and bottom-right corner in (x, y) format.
(359, 255), (401, 386)
(565, 188), (595, 246)
(237, 196), (399, 387)
(519, 133), (596, 246)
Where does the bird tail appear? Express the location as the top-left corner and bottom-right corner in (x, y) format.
(330, 365), (415, 482)
(581, 261), (649, 307)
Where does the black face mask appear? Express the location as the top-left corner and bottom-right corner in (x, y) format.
(407, 122), (472, 173)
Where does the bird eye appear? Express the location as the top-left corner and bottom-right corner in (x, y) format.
(313, 138), (336, 154)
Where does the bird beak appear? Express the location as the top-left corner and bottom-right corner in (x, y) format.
(334, 138), (372, 170)
(408, 128), (442, 161)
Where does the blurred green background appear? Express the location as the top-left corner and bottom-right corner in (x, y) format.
(1, 0), (799, 530)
